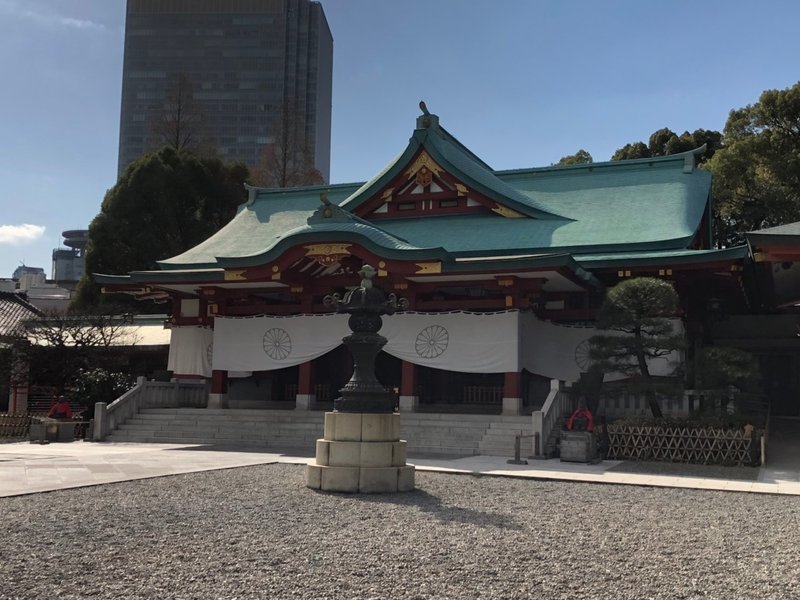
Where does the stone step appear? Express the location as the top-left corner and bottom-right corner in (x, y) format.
(109, 408), (538, 457)
(406, 444), (480, 456)
(128, 416), (322, 427)
(110, 430), (317, 446)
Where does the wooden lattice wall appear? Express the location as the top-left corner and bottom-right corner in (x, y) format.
(0, 414), (37, 439)
(606, 424), (760, 466)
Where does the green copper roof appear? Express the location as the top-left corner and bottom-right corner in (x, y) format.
(159, 182), (360, 269)
(372, 152), (711, 256)
(746, 222), (800, 247)
(215, 202), (450, 268)
(340, 113), (565, 220)
(105, 110), (728, 282)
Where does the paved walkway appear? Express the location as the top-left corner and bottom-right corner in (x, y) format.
(1, 438), (798, 498)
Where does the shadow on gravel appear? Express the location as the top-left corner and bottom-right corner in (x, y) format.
(171, 444), (315, 457)
(351, 487), (520, 530)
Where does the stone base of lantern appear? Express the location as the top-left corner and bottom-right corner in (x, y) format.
(306, 412), (415, 493)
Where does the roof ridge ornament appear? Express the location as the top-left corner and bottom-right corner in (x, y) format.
(416, 100), (438, 130)
(308, 192), (351, 222)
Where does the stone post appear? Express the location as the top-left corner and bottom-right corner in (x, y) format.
(93, 402), (108, 441)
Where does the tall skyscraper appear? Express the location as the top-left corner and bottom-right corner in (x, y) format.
(118, 0), (332, 181)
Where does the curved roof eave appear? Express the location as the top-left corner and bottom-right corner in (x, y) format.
(446, 252), (603, 290)
(442, 233), (707, 260)
(94, 269), (226, 284)
(215, 229), (452, 269)
(573, 245), (749, 269)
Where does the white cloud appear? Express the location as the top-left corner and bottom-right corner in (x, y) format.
(58, 16), (106, 31)
(0, 1), (105, 31)
(0, 224), (47, 245)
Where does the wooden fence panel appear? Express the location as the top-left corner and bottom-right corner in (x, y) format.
(607, 424), (760, 466)
(463, 386), (503, 404)
(0, 414), (36, 438)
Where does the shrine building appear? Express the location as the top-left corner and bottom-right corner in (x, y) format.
(97, 108), (752, 416)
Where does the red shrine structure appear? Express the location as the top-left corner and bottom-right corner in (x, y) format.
(97, 106), (785, 418)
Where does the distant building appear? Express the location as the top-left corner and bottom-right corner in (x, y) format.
(12, 265), (44, 281)
(15, 271), (70, 314)
(118, 0), (333, 179)
(51, 229), (87, 286)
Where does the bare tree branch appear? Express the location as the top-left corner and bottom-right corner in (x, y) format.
(253, 99), (324, 188)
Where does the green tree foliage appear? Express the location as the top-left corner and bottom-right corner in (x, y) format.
(6, 310), (137, 394)
(611, 141), (650, 161)
(693, 346), (761, 392)
(706, 82), (800, 246)
(692, 346), (764, 425)
(73, 147), (249, 308)
(556, 149), (593, 166)
(611, 128), (721, 163)
(589, 278), (684, 418)
(71, 367), (133, 421)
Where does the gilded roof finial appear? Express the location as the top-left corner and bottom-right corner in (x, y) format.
(320, 192), (330, 205)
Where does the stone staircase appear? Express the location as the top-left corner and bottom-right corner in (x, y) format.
(478, 420), (534, 456)
(107, 409), (532, 457)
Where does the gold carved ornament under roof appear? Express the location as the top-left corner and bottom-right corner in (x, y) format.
(404, 151), (443, 181)
(491, 203), (525, 219)
(224, 269), (246, 281)
(305, 243), (352, 267)
(414, 262), (442, 275)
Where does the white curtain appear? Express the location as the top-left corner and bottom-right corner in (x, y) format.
(519, 313), (683, 382)
(382, 311), (519, 373)
(211, 313), (350, 372)
(167, 327), (213, 377)
(203, 311), (682, 380)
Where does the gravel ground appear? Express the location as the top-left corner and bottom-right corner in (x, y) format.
(1, 464), (798, 600)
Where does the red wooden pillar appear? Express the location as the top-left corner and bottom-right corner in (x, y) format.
(296, 360), (315, 411)
(399, 360), (418, 412)
(503, 371), (522, 416)
(211, 370), (228, 393)
(209, 369), (228, 409)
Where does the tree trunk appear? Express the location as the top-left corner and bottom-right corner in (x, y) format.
(645, 390), (663, 419)
(634, 327), (663, 418)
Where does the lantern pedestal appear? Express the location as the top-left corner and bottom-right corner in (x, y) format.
(306, 412), (415, 493)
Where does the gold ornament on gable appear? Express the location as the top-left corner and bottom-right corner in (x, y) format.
(305, 243), (352, 267)
(404, 151), (443, 180)
(416, 167), (433, 187)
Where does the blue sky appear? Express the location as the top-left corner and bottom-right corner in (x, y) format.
(1, 0), (800, 279)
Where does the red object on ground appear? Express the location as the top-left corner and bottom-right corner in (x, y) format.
(48, 398), (73, 420)
(567, 407), (594, 432)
